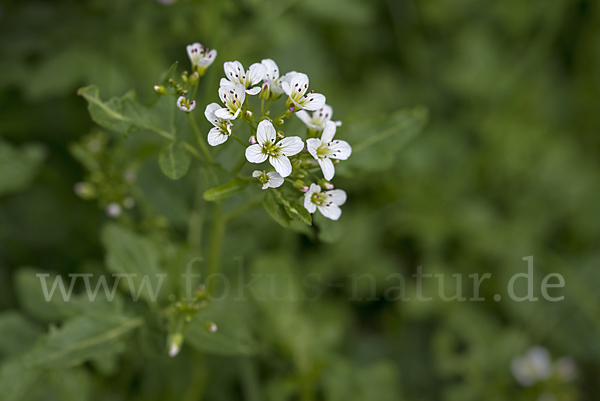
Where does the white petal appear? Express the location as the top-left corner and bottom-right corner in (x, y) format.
(220, 77), (232, 87)
(321, 121), (337, 143)
(256, 120), (276, 145)
(325, 189), (347, 206)
(321, 104), (334, 121)
(245, 144), (268, 163)
(330, 140), (352, 160)
(318, 157), (335, 181)
(215, 108), (235, 120)
(224, 61), (244, 82)
(207, 127), (229, 146)
(302, 93), (326, 111)
(269, 155), (292, 177)
(246, 87), (261, 96)
(266, 171), (284, 188)
(247, 63), (267, 85)
(218, 84), (232, 105)
(277, 136), (304, 157)
(204, 103), (221, 126)
(308, 183), (321, 195)
(261, 59), (279, 81)
(318, 204), (342, 220)
(252, 170), (263, 178)
(278, 71), (297, 86)
(233, 83), (246, 106)
(281, 81), (291, 96)
(296, 110), (312, 126)
(186, 43), (202, 62)
(205, 49), (217, 65)
(334, 120), (342, 127)
(291, 73), (309, 97)
(304, 192), (317, 213)
(306, 138), (321, 160)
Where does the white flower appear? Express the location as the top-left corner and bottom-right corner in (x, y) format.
(186, 43), (217, 75)
(215, 83), (246, 120)
(296, 104), (341, 131)
(511, 346), (553, 387)
(220, 61), (266, 95)
(205, 103), (233, 146)
(555, 357), (577, 382)
(252, 170), (284, 189)
(304, 183), (346, 221)
(306, 121), (352, 180)
(261, 59), (297, 100)
(176, 95), (196, 112)
(281, 72), (326, 111)
(245, 120), (303, 178)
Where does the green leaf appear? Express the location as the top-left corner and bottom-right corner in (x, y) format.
(338, 106), (428, 175)
(185, 293), (258, 356)
(273, 191), (312, 226)
(262, 190), (290, 228)
(147, 61), (178, 107)
(101, 224), (168, 305)
(315, 211), (342, 243)
(0, 359), (44, 401)
(0, 311), (43, 357)
(77, 85), (174, 140)
(159, 141), (192, 180)
(0, 140), (46, 197)
(203, 178), (248, 202)
(22, 315), (142, 369)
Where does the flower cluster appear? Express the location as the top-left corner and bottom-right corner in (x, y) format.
(197, 56), (352, 220)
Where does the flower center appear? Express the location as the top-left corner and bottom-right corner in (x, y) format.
(315, 143), (333, 158)
(261, 140), (281, 157)
(311, 192), (330, 207)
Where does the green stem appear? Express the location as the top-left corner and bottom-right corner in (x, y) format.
(187, 177), (205, 251)
(223, 196), (263, 223)
(239, 357), (261, 401)
(189, 113), (213, 163)
(232, 155), (247, 174)
(231, 133), (248, 147)
(208, 202), (224, 291)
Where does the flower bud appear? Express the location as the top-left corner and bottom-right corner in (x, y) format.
(259, 81), (270, 100)
(293, 180), (309, 192)
(181, 74), (188, 85)
(274, 118), (285, 126)
(153, 85), (167, 95)
(189, 72), (199, 85)
(123, 197), (135, 209)
(105, 203), (122, 218)
(245, 110), (253, 119)
(318, 179), (334, 190)
(73, 182), (96, 199)
(168, 79), (175, 87)
(205, 322), (218, 333)
(168, 333), (183, 357)
(194, 284), (206, 299)
(249, 135), (257, 145)
(276, 130), (285, 139)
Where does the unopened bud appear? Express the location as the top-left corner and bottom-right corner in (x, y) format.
(249, 135), (257, 145)
(73, 182), (96, 199)
(168, 333), (183, 357)
(293, 180), (309, 192)
(245, 110), (253, 119)
(168, 79), (175, 87)
(205, 322), (218, 333)
(105, 202), (122, 218)
(154, 85), (167, 95)
(259, 81), (271, 100)
(319, 179), (334, 190)
(274, 118), (285, 126)
(276, 131), (285, 139)
(194, 284), (206, 298)
(189, 72), (199, 85)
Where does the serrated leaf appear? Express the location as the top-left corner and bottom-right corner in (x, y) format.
(262, 190), (290, 228)
(0, 140), (46, 197)
(203, 178), (248, 202)
(0, 311), (43, 357)
(77, 85), (174, 140)
(101, 224), (168, 305)
(338, 106), (428, 175)
(22, 315), (142, 369)
(159, 141), (192, 180)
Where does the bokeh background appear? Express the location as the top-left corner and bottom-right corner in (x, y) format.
(1, 0), (600, 400)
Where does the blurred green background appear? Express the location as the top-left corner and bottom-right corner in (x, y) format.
(1, 0), (600, 400)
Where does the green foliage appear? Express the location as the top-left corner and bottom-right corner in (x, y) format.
(1, 0), (598, 400)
